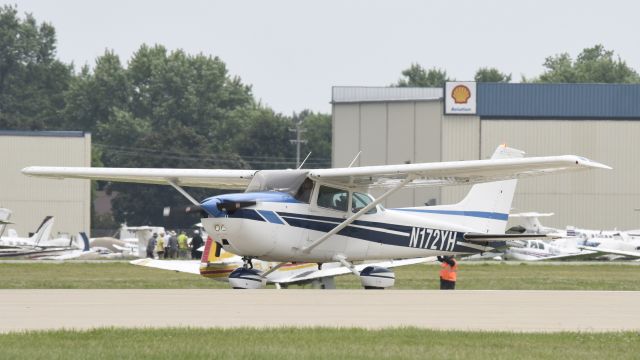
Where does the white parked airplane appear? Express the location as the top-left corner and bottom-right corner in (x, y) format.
(23, 145), (609, 288)
(0, 216), (54, 249)
(508, 212), (640, 260)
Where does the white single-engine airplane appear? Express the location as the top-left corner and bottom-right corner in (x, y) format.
(22, 145), (610, 288)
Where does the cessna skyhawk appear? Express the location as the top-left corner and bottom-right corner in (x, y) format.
(23, 145), (609, 288)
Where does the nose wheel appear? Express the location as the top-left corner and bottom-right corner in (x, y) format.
(242, 256), (254, 269)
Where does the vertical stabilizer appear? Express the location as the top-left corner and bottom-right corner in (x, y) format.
(30, 216), (55, 247)
(397, 145), (524, 234)
(509, 212), (555, 234)
(79, 232), (91, 251)
(0, 208), (12, 237)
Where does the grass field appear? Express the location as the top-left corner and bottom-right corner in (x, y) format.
(0, 328), (638, 360)
(0, 261), (639, 290)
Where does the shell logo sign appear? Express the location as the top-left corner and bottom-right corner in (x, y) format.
(445, 81), (477, 115)
(451, 85), (471, 104)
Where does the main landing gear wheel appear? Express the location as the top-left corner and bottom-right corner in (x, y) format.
(228, 267), (265, 289)
(359, 266), (395, 289)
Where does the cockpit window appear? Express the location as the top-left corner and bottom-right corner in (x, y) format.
(352, 192), (376, 214)
(317, 185), (348, 212)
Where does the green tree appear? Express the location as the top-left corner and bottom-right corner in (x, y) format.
(533, 45), (640, 83)
(396, 63), (450, 87)
(232, 105), (296, 169)
(474, 67), (511, 82)
(83, 45), (255, 226)
(0, 5), (72, 130)
(63, 51), (130, 132)
(300, 111), (331, 168)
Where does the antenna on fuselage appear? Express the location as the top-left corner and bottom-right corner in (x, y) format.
(297, 152), (312, 169)
(347, 151), (362, 168)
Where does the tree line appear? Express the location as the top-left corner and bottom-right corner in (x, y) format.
(396, 45), (640, 87)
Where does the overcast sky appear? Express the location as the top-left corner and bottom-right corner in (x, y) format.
(15, 0), (640, 114)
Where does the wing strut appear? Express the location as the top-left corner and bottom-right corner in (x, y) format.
(301, 175), (415, 254)
(261, 262), (287, 278)
(167, 179), (200, 207)
(333, 254), (359, 276)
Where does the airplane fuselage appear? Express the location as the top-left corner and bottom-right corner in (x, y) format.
(200, 191), (492, 263)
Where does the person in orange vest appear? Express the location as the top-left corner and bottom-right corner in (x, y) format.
(437, 255), (458, 290)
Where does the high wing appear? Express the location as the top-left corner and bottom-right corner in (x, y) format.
(21, 167), (255, 190)
(269, 257), (433, 284)
(535, 250), (607, 261)
(578, 246), (640, 259)
(309, 155), (610, 188)
(22, 150), (609, 190)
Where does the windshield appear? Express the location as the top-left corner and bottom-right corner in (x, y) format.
(245, 170), (308, 196)
(352, 192), (376, 214)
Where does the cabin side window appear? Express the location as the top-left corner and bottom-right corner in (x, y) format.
(317, 185), (348, 212)
(352, 192), (376, 214)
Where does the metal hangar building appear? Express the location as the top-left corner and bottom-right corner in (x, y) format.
(331, 83), (640, 229)
(0, 131), (92, 237)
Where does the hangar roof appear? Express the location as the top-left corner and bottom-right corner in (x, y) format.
(0, 130), (88, 137)
(332, 86), (442, 103)
(333, 84), (640, 120)
(478, 83), (640, 120)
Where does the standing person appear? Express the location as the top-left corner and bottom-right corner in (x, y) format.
(437, 255), (458, 290)
(155, 233), (165, 259)
(163, 231), (172, 259)
(146, 233), (157, 259)
(191, 230), (204, 260)
(168, 231), (179, 259)
(177, 231), (189, 259)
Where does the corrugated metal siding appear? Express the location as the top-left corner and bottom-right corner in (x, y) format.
(0, 133), (91, 237)
(478, 83), (640, 119)
(333, 101), (443, 207)
(332, 86), (442, 103)
(481, 119), (640, 229)
(440, 115), (481, 204)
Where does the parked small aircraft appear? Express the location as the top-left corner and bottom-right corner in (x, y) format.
(0, 216), (54, 249)
(23, 145), (609, 288)
(508, 212), (640, 260)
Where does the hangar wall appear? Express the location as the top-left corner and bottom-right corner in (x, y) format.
(0, 131), (91, 237)
(480, 120), (640, 229)
(332, 85), (640, 230)
(332, 96), (442, 208)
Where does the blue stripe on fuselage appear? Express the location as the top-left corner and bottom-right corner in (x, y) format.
(216, 210), (484, 253)
(257, 210), (284, 224)
(392, 209), (509, 221)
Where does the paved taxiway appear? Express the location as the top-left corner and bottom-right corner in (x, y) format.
(1, 289), (638, 333)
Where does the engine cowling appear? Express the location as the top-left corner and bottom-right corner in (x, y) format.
(359, 266), (395, 289)
(228, 267), (266, 289)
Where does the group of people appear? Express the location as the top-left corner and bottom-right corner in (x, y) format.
(145, 230), (204, 260)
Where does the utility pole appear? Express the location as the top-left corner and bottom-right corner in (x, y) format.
(289, 121), (307, 168)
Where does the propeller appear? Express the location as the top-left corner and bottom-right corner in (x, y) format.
(163, 205), (207, 217)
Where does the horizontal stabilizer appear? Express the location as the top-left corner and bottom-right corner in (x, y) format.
(464, 233), (558, 242)
(130, 259), (201, 274)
